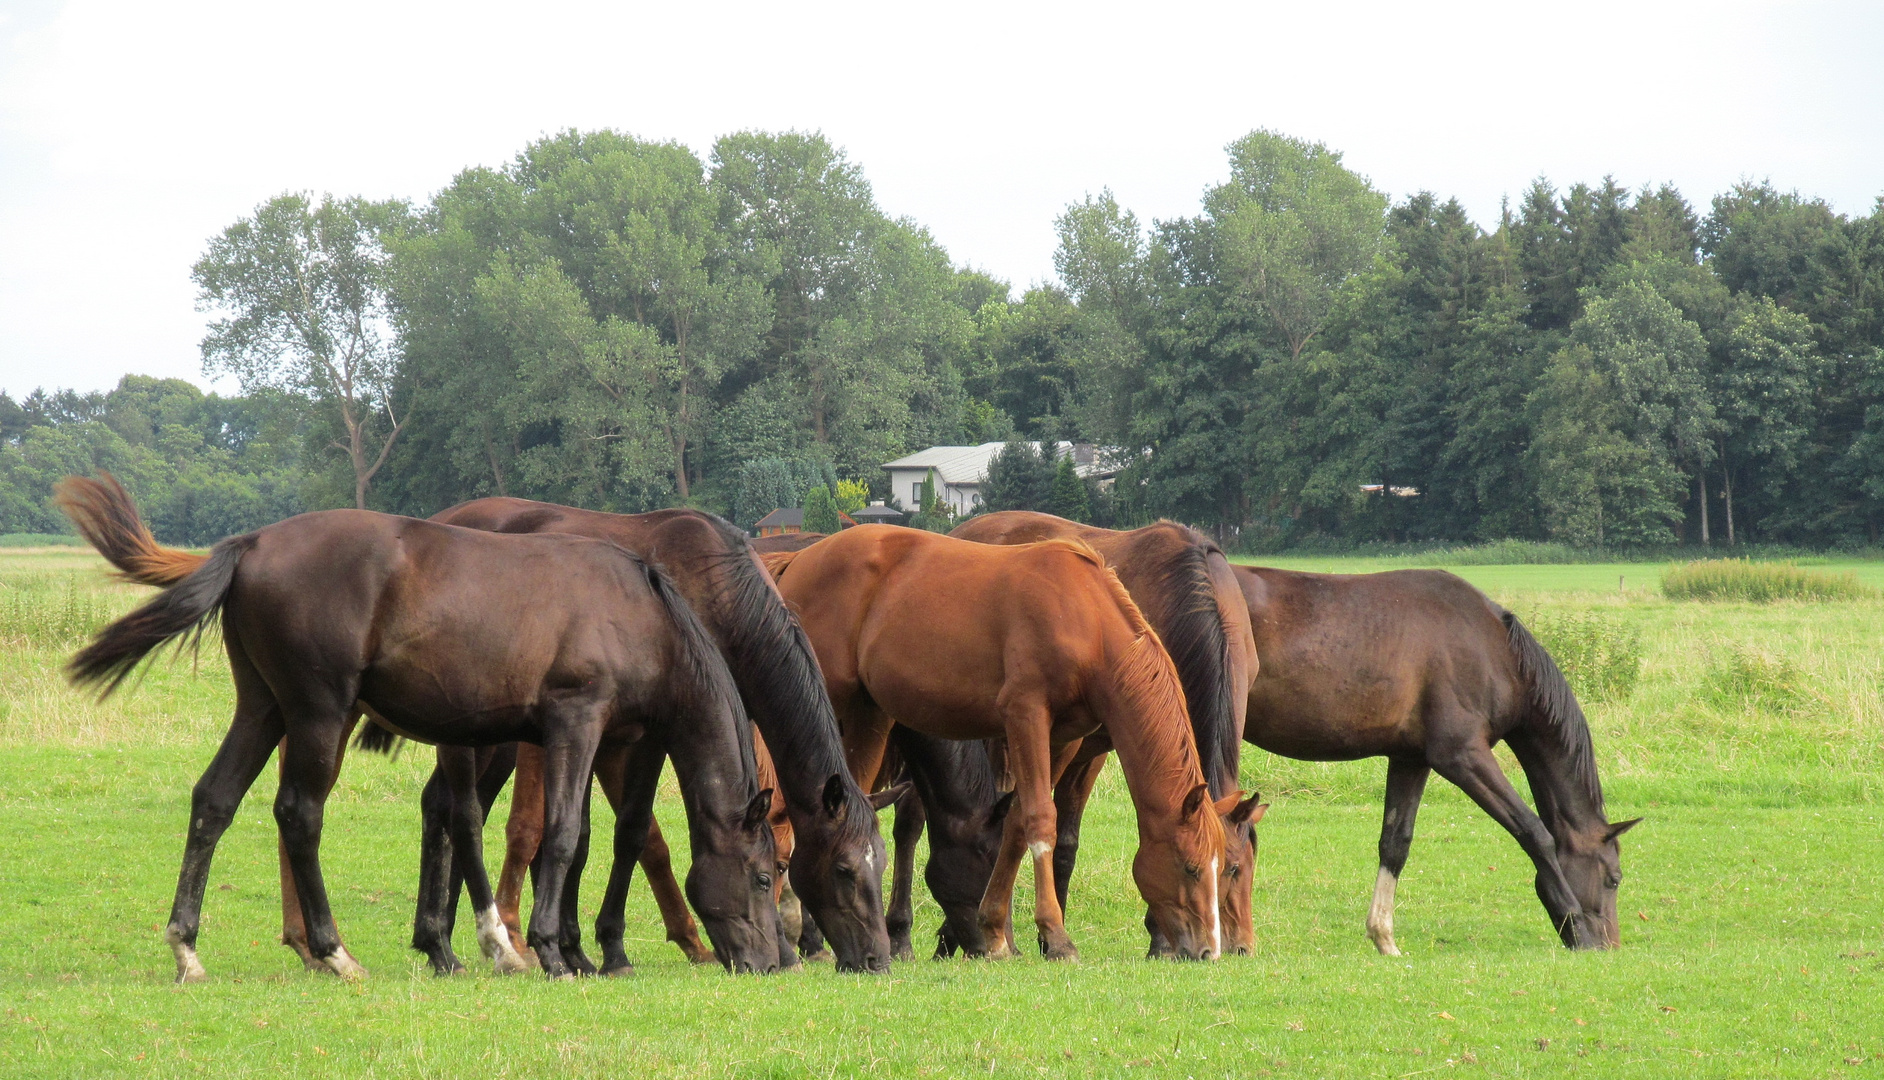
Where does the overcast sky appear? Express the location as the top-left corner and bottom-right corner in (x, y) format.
(2, 0), (1881, 397)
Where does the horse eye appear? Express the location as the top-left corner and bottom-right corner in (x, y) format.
(757, 873), (772, 888)
(1226, 863), (1241, 879)
(1184, 864), (1202, 880)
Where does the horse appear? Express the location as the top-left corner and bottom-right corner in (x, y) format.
(56, 476), (779, 981)
(949, 512), (1265, 954)
(419, 501), (899, 974)
(1233, 564), (1640, 952)
(772, 525), (1240, 961)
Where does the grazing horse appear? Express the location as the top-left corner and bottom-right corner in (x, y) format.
(57, 477), (778, 981)
(1235, 565), (1639, 952)
(421, 501), (897, 974)
(773, 525), (1238, 961)
(949, 512), (1265, 954)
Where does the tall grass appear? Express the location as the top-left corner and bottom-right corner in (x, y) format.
(1701, 643), (1826, 716)
(1661, 558), (1874, 602)
(0, 576), (119, 648)
(1522, 609), (1643, 704)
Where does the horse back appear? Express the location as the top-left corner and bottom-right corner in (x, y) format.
(1234, 565), (1524, 761)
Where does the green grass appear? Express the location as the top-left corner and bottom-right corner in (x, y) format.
(1663, 559), (1876, 603)
(3, 551), (1883, 1077)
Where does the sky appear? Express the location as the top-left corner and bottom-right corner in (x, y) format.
(1, 0), (1881, 397)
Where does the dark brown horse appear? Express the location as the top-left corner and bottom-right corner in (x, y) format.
(774, 526), (1239, 960)
(57, 477), (779, 980)
(1235, 565), (1639, 951)
(949, 512), (1264, 954)
(421, 500), (897, 973)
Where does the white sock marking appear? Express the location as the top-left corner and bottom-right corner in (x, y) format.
(1028, 840), (1051, 860)
(1368, 866), (1400, 955)
(476, 904), (527, 973)
(166, 927), (206, 983)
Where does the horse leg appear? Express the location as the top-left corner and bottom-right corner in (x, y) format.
(167, 700), (283, 983)
(275, 712), (364, 979)
(439, 745), (530, 975)
(981, 707), (1075, 961)
(553, 782), (598, 976)
(641, 819), (714, 963)
(1430, 742), (1599, 949)
(497, 742), (545, 965)
(885, 784), (925, 961)
(1050, 750), (1106, 921)
(527, 713), (607, 978)
(1367, 757), (1430, 956)
(411, 754), (464, 975)
(594, 739), (664, 976)
(277, 715), (358, 969)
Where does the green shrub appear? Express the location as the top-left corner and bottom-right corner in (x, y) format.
(1702, 644), (1821, 715)
(1661, 559), (1873, 602)
(0, 577), (119, 649)
(1524, 609), (1642, 705)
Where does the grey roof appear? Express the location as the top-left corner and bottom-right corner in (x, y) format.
(753, 507), (804, 528)
(851, 504), (904, 521)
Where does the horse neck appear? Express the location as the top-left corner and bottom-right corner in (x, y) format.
(1509, 722), (1607, 838)
(660, 690), (758, 828)
(1094, 634), (1208, 839)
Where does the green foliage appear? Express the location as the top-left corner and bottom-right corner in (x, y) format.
(832, 479), (868, 514)
(976, 441), (1054, 514)
(1661, 559), (1874, 602)
(1702, 643), (1823, 715)
(1522, 609), (1643, 704)
(801, 483), (842, 534)
(0, 577), (117, 648)
(0, 534), (83, 547)
(731, 457), (830, 531)
(1047, 454), (1089, 522)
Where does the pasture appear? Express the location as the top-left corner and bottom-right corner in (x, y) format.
(1, 547), (1880, 1078)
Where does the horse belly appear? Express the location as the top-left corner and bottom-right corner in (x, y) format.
(1244, 681), (1421, 762)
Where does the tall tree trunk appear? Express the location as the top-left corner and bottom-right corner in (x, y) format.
(1697, 468), (1710, 547)
(486, 435), (508, 497)
(1723, 468), (1735, 546)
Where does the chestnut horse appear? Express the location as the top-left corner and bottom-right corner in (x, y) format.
(1234, 565), (1638, 952)
(419, 501), (897, 973)
(950, 512), (1264, 954)
(773, 525), (1237, 960)
(58, 477), (778, 980)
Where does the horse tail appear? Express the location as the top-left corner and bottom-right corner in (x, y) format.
(758, 549), (801, 580)
(1150, 533), (1242, 796)
(53, 473), (206, 586)
(67, 532), (256, 697)
(642, 554), (756, 775)
(1501, 609), (1604, 812)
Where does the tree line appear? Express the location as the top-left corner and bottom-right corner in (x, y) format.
(4, 127), (1881, 548)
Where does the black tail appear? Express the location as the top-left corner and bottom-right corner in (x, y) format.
(1152, 534), (1242, 796)
(1501, 610), (1604, 812)
(68, 533), (256, 697)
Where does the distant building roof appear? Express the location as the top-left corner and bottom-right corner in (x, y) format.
(753, 507), (804, 528)
(881, 442), (1119, 486)
(851, 502), (904, 523)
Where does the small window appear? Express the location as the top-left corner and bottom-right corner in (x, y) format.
(912, 482), (922, 505)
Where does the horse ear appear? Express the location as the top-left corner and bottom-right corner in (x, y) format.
(868, 781), (911, 811)
(743, 789), (773, 832)
(1605, 817), (1643, 841)
(1227, 793), (1267, 826)
(1212, 790), (1246, 818)
(987, 790), (1016, 827)
(822, 774), (848, 819)
(1180, 783), (1210, 823)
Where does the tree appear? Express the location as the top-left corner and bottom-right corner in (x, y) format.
(195, 192), (409, 509)
(907, 469), (953, 532)
(802, 482), (842, 533)
(1047, 452), (1089, 522)
(975, 440), (1054, 514)
(1209, 131), (1388, 362)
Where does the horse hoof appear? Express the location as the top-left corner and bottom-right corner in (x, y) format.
(493, 952), (530, 976)
(678, 941), (715, 965)
(1040, 938), (1079, 962)
(890, 944), (914, 963)
(801, 947), (833, 963)
(322, 947), (367, 981)
(600, 961), (634, 978)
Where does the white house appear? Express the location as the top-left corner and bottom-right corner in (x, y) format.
(880, 442), (1120, 517)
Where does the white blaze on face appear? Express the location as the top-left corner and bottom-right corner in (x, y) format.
(1207, 857), (1221, 958)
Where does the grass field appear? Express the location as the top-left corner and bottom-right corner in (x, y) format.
(2, 547), (1881, 1078)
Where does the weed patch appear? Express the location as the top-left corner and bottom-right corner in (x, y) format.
(1523, 609), (1642, 704)
(0, 576), (120, 648)
(1661, 559), (1873, 602)
(1703, 644), (1824, 716)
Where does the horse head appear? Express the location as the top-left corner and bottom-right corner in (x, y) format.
(682, 788), (783, 974)
(787, 775), (898, 973)
(1134, 783), (1233, 961)
(1552, 817), (1641, 948)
